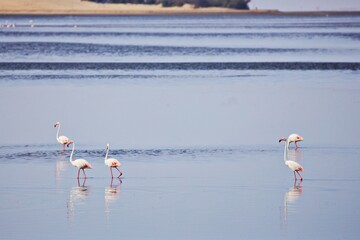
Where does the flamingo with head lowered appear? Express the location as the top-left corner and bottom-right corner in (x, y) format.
(105, 144), (122, 178)
(67, 141), (93, 179)
(279, 133), (304, 149)
(54, 122), (72, 150)
(280, 138), (304, 181)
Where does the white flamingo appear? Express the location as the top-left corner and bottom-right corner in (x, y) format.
(280, 139), (304, 181)
(67, 141), (93, 179)
(279, 133), (304, 149)
(105, 144), (122, 178)
(54, 122), (72, 150)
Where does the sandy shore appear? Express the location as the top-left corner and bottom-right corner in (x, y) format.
(0, 0), (279, 15)
(0, 0), (359, 15)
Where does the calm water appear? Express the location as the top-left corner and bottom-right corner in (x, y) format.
(0, 14), (360, 239)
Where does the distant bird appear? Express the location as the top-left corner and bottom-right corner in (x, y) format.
(105, 144), (122, 178)
(279, 133), (304, 149)
(54, 122), (72, 150)
(280, 139), (304, 181)
(67, 141), (93, 179)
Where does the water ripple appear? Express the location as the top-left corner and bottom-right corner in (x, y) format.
(0, 146), (278, 163)
(0, 62), (359, 71)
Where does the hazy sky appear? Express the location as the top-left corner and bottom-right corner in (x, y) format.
(249, 0), (360, 11)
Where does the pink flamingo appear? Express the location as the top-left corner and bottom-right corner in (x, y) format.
(279, 133), (304, 149)
(67, 141), (93, 179)
(54, 122), (72, 150)
(280, 138), (304, 180)
(105, 144), (122, 178)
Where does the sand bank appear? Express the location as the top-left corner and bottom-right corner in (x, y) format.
(0, 0), (278, 15)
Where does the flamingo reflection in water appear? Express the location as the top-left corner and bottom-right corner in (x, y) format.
(67, 178), (90, 222)
(105, 178), (122, 221)
(281, 180), (303, 230)
(55, 154), (68, 191)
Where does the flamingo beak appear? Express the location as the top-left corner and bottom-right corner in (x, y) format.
(279, 138), (286, 143)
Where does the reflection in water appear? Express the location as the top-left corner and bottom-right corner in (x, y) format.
(105, 178), (122, 221)
(55, 153), (68, 180)
(67, 178), (90, 222)
(287, 149), (304, 163)
(282, 180), (303, 230)
(55, 153), (69, 193)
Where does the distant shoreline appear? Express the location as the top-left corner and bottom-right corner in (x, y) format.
(0, 0), (359, 16)
(1, 10), (360, 16)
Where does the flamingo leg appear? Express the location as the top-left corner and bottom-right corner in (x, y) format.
(295, 142), (298, 149)
(297, 171), (303, 181)
(82, 169), (87, 179)
(293, 171), (297, 180)
(77, 168), (81, 179)
(110, 168), (113, 178)
(62, 144), (66, 151)
(115, 167), (123, 178)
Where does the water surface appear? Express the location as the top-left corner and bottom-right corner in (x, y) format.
(0, 14), (360, 239)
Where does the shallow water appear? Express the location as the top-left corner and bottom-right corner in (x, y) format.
(1, 144), (360, 240)
(0, 14), (360, 239)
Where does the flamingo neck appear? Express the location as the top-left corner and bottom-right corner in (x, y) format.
(56, 124), (60, 141)
(105, 147), (109, 162)
(70, 143), (75, 165)
(283, 139), (288, 163)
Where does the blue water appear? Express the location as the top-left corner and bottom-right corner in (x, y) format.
(0, 14), (360, 239)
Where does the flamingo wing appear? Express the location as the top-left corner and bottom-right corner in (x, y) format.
(74, 159), (93, 169)
(58, 135), (70, 144)
(105, 158), (121, 167)
(285, 160), (304, 172)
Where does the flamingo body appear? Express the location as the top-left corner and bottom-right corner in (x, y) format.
(73, 158), (93, 170)
(105, 158), (121, 168)
(285, 160), (304, 172)
(58, 135), (70, 145)
(105, 144), (122, 178)
(288, 133), (304, 149)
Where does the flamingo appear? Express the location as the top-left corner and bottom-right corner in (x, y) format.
(279, 133), (304, 149)
(280, 138), (304, 181)
(67, 141), (93, 179)
(105, 144), (122, 178)
(54, 122), (72, 150)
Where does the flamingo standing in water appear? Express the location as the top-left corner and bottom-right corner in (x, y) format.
(280, 138), (304, 180)
(279, 133), (304, 149)
(54, 122), (72, 150)
(67, 141), (93, 179)
(105, 144), (122, 178)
